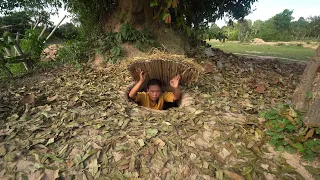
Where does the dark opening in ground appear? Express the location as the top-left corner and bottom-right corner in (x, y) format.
(125, 84), (193, 111)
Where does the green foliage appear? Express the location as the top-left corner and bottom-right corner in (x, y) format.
(20, 29), (46, 62)
(57, 23), (156, 64)
(55, 23), (79, 40)
(261, 106), (320, 161)
(56, 38), (89, 64)
(306, 92), (313, 99)
(0, 11), (31, 34)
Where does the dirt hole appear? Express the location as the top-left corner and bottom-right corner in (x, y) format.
(124, 83), (194, 111)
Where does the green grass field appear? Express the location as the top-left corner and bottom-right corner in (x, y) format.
(207, 41), (316, 61)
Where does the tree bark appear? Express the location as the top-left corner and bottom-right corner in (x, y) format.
(293, 46), (320, 126)
(304, 98), (320, 127)
(143, 0), (153, 26)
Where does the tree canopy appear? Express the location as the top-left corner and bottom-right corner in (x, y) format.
(205, 9), (320, 42)
(1, 0), (258, 31)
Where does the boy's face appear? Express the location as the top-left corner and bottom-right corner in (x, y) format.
(147, 85), (162, 101)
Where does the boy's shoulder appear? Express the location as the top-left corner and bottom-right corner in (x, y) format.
(137, 92), (148, 98)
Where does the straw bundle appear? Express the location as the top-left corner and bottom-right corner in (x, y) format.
(127, 50), (202, 87)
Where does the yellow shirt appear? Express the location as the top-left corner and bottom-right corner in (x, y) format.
(134, 92), (174, 110)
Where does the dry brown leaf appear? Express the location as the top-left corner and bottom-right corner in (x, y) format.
(288, 107), (297, 117)
(113, 151), (124, 162)
(19, 93), (35, 105)
(28, 170), (44, 180)
(66, 160), (74, 168)
(305, 128), (315, 140)
(47, 94), (58, 102)
(41, 169), (59, 180)
(203, 61), (216, 73)
(271, 98), (277, 106)
(285, 115), (297, 126)
(223, 170), (244, 180)
(255, 84), (265, 93)
(271, 78), (279, 85)
(152, 138), (165, 148)
(16, 160), (33, 172)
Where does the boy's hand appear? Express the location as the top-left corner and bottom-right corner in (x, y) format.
(170, 75), (180, 89)
(139, 70), (146, 82)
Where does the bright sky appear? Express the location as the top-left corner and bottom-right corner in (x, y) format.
(215, 0), (320, 27)
(51, 0), (320, 26)
(50, 7), (71, 25)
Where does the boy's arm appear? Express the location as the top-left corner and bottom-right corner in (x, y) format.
(128, 71), (146, 99)
(173, 87), (181, 101)
(128, 81), (143, 99)
(170, 75), (181, 101)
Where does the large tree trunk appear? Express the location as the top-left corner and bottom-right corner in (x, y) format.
(103, 0), (191, 54)
(292, 46), (320, 127)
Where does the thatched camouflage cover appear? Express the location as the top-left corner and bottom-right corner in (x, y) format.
(127, 51), (202, 87)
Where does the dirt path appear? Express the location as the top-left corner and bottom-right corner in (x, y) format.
(233, 52), (309, 63)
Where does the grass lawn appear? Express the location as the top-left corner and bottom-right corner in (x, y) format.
(206, 40), (316, 61)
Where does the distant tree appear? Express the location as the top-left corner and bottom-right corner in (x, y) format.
(273, 9), (294, 31)
(251, 20), (264, 37)
(0, 10), (53, 35)
(55, 23), (79, 40)
(206, 24), (221, 40)
(291, 17), (308, 40)
(0, 11), (31, 34)
(255, 9), (294, 41)
(222, 21), (239, 41)
(237, 19), (252, 42)
(307, 16), (320, 39)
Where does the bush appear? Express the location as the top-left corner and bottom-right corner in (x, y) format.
(276, 43), (285, 46)
(20, 29), (46, 63)
(56, 38), (90, 64)
(261, 105), (320, 161)
(56, 23), (157, 64)
(55, 23), (79, 40)
(306, 41), (311, 44)
(296, 43), (303, 47)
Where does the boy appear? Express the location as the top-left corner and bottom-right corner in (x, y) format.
(128, 71), (181, 110)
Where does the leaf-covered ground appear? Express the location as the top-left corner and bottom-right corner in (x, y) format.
(1, 51), (319, 180)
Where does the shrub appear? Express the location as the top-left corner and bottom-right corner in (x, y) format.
(261, 105), (320, 161)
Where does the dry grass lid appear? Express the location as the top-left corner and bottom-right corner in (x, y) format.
(126, 49), (203, 87)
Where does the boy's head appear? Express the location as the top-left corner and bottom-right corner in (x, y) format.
(147, 79), (162, 101)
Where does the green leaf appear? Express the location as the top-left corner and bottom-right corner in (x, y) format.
(306, 92), (312, 99)
(266, 130), (274, 136)
(304, 140), (316, 149)
(269, 139), (278, 146)
(316, 128), (320, 135)
(285, 146), (295, 154)
(259, 112), (265, 118)
(265, 110), (279, 120)
(277, 145), (285, 152)
(42, 154), (64, 163)
(150, 0), (158, 7)
(292, 143), (305, 152)
(167, 0), (173, 8)
(303, 153), (314, 162)
(285, 124), (296, 132)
